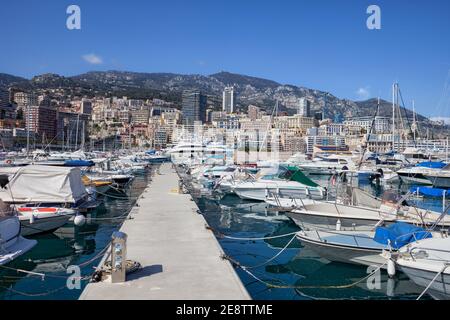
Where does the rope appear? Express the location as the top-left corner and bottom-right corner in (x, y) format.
(416, 264), (449, 300)
(230, 258), (387, 290)
(232, 234), (297, 270)
(206, 226), (299, 241)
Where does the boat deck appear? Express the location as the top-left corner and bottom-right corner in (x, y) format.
(79, 162), (250, 300)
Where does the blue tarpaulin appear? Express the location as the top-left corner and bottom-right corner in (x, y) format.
(416, 161), (447, 169)
(374, 222), (432, 249)
(410, 186), (448, 197)
(64, 160), (95, 167)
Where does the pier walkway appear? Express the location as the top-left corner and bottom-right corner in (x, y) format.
(80, 163), (250, 300)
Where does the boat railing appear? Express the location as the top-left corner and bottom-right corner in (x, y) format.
(408, 246), (450, 263)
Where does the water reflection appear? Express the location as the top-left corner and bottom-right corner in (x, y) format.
(0, 168), (153, 300)
(197, 175), (438, 300)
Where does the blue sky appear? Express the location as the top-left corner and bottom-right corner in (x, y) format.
(0, 0), (449, 117)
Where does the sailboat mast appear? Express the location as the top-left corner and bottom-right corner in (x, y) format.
(412, 100), (416, 142)
(392, 83), (396, 152)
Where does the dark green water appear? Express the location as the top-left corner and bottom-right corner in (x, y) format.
(0, 168), (153, 300)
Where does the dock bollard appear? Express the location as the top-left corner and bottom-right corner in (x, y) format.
(111, 231), (128, 283)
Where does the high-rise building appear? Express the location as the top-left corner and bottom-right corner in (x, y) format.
(131, 109), (150, 125)
(14, 92), (38, 108)
(222, 87), (236, 114)
(0, 89), (16, 120)
(25, 105), (57, 141)
(298, 98), (311, 117)
(181, 90), (207, 125)
(80, 99), (93, 115)
(0, 90), (9, 109)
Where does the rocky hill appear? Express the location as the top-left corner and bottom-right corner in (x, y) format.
(0, 71), (432, 126)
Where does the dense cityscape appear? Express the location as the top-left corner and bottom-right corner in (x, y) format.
(0, 72), (448, 160)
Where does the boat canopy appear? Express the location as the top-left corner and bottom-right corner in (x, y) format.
(410, 186), (447, 197)
(416, 161), (447, 169)
(374, 222), (432, 249)
(283, 166), (320, 187)
(64, 159), (95, 167)
(0, 165), (87, 204)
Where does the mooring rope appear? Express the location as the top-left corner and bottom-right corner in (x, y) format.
(227, 234), (298, 270)
(224, 255), (387, 290)
(207, 225), (300, 241)
(416, 264), (449, 300)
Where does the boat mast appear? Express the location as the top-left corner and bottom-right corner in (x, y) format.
(392, 83), (396, 152)
(75, 113), (80, 151)
(412, 100), (417, 142)
(26, 105), (30, 157)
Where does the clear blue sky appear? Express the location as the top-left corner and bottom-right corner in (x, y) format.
(1, 0), (449, 117)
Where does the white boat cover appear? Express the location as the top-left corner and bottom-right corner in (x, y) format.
(0, 165), (86, 203)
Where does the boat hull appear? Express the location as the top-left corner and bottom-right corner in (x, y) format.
(19, 211), (74, 236)
(399, 265), (450, 299)
(296, 232), (387, 268)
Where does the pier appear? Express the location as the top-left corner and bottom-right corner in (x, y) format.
(79, 163), (250, 300)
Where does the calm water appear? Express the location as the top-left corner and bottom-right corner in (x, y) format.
(1, 169), (443, 300)
(195, 176), (443, 300)
(0, 167), (154, 300)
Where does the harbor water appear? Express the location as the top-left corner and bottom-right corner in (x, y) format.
(0, 167), (154, 300)
(0, 168), (441, 300)
(195, 176), (438, 300)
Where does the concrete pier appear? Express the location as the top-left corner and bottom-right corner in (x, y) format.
(80, 163), (250, 300)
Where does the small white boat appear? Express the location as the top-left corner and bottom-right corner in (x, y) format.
(16, 207), (78, 236)
(296, 228), (391, 268)
(297, 222), (438, 268)
(397, 162), (446, 185)
(288, 190), (450, 231)
(0, 165), (88, 235)
(423, 164), (450, 188)
(233, 166), (326, 202)
(0, 215), (37, 265)
(396, 236), (450, 299)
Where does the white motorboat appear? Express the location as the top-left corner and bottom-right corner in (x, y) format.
(295, 155), (357, 176)
(288, 190), (450, 231)
(423, 163), (450, 188)
(16, 207), (78, 237)
(395, 236), (450, 299)
(0, 215), (37, 265)
(0, 165), (88, 236)
(297, 222), (438, 268)
(397, 161), (446, 185)
(233, 166), (326, 202)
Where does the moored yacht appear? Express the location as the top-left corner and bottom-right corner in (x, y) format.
(233, 165), (326, 202)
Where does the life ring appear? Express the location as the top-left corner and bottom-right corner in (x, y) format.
(5, 159), (12, 165)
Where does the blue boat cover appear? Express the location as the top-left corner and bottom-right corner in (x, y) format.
(374, 222), (432, 249)
(146, 150), (156, 155)
(64, 160), (95, 167)
(410, 186), (447, 197)
(416, 161), (446, 169)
